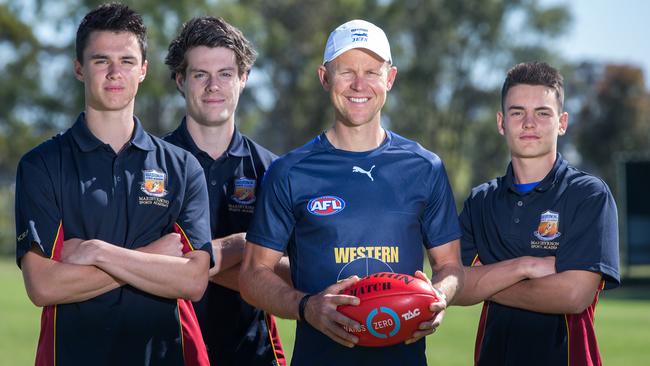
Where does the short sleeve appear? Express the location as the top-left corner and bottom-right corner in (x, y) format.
(556, 188), (620, 289)
(421, 160), (461, 248)
(246, 161), (296, 252)
(15, 151), (62, 266)
(459, 198), (479, 266)
(176, 154), (213, 266)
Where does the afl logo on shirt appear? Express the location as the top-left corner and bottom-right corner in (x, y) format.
(308, 196), (346, 216)
(534, 210), (561, 241)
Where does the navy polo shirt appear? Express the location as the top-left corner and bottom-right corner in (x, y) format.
(164, 119), (284, 366)
(247, 131), (460, 366)
(15, 113), (213, 366)
(459, 153), (620, 366)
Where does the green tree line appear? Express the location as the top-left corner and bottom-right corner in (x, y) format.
(1, 0), (648, 255)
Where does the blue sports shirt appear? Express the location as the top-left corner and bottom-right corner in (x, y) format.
(247, 131), (460, 366)
(15, 113), (213, 366)
(164, 119), (286, 366)
(459, 154), (620, 366)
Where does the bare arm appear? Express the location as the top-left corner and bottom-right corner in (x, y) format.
(490, 270), (602, 314)
(21, 233), (194, 306)
(212, 255), (292, 291)
(21, 245), (124, 306)
(209, 233), (246, 277)
(406, 239), (465, 343)
(63, 236), (210, 301)
(453, 256), (556, 306)
(239, 241), (361, 347)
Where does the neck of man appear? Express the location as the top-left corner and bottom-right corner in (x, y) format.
(326, 119), (385, 152)
(84, 103), (136, 154)
(511, 150), (557, 184)
(186, 116), (235, 160)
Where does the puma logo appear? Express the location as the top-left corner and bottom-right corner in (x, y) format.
(352, 165), (376, 181)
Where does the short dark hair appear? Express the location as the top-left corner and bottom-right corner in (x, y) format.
(165, 16), (257, 81)
(501, 61), (564, 112)
(75, 3), (147, 64)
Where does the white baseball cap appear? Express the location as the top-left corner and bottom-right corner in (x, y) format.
(323, 19), (392, 64)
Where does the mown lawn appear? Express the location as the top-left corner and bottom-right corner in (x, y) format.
(1, 258), (648, 365)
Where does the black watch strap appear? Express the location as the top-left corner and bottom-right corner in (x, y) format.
(298, 294), (313, 322)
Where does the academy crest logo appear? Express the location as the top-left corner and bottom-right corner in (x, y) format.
(308, 195), (345, 216)
(140, 170), (167, 198)
(533, 210), (561, 241)
(232, 177), (256, 205)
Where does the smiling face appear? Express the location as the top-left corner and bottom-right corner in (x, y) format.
(176, 46), (246, 128)
(74, 31), (147, 113)
(318, 48), (397, 128)
(497, 84), (568, 161)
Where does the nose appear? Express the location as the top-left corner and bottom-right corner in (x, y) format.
(206, 76), (219, 93)
(522, 113), (535, 129)
(106, 64), (122, 80)
(349, 74), (366, 91)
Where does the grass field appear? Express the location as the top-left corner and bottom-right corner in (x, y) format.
(2, 258), (649, 365)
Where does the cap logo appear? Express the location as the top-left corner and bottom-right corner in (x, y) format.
(350, 28), (369, 42)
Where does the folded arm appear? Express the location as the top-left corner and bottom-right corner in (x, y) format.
(64, 236), (209, 301)
(21, 244), (124, 306)
(490, 269), (602, 314)
(453, 256), (556, 306)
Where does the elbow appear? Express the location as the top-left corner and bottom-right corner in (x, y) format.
(184, 277), (208, 302)
(25, 284), (56, 307)
(187, 268), (209, 302)
(564, 290), (595, 314)
(238, 267), (255, 306)
(183, 257), (209, 301)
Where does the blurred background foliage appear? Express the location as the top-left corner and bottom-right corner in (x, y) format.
(1, 0), (649, 255)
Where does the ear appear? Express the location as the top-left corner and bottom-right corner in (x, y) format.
(138, 60), (148, 83)
(318, 65), (330, 91)
(74, 59), (84, 82)
(558, 111), (569, 136)
(175, 71), (185, 92)
(386, 65), (398, 91)
(496, 111), (505, 136)
(239, 71), (248, 92)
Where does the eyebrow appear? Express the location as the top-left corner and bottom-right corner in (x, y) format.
(89, 54), (138, 61)
(507, 105), (553, 112)
(188, 66), (236, 73)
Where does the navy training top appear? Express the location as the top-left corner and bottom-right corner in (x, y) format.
(247, 131), (461, 366)
(164, 119), (285, 366)
(459, 154), (620, 366)
(15, 113), (213, 366)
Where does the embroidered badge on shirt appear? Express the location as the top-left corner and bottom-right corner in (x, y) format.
(141, 169), (168, 198)
(533, 210), (562, 241)
(231, 177), (256, 205)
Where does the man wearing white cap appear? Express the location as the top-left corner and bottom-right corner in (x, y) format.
(240, 19), (464, 365)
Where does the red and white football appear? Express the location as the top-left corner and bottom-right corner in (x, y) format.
(337, 272), (439, 347)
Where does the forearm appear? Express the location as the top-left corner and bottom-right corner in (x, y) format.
(213, 255), (292, 291)
(210, 265), (240, 291)
(490, 270), (602, 314)
(93, 243), (210, 301)
(240, 262), (303, 320)
(431, 262), (464, 305)
(453, 258), (530, 306)
(209, 233), (245, 277)
(21, 250), (123, 306)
